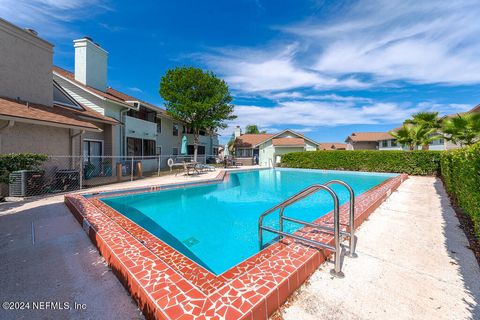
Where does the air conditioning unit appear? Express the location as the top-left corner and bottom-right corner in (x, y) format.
(9, 170), (44, 197)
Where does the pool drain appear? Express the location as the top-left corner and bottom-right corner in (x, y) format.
(182, 237), (199, 247)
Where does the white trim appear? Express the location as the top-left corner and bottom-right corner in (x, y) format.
(53, 80), (84, 110)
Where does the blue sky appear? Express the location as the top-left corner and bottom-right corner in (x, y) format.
(2, 0), (480, 144)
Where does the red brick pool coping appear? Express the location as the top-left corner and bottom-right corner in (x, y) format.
(65, 170), (408, 320)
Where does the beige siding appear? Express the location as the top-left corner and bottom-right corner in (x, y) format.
(0, 18), (53, 106)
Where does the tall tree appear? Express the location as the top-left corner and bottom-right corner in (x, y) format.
(442, 113), (480, 146)
(245, 124), (266, 134)
(160, 67), (236, 161)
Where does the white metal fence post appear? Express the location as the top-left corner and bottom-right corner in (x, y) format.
(79, 156), (83, 190)
(130, 156), (134, 182)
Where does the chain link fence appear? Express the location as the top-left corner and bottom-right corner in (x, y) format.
(7, 154), (221, 197)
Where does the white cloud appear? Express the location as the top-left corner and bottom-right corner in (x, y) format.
(286, 0), (480, 85)
(128, 87), (143, 93)
(217, 99), (472, 142)
(202, 45), (368, 93)
(0, 0), (110, 38)
(266, 92), (373, 103)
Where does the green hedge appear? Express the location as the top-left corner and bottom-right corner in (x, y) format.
(441, 143), (480, 238)
(281, 150), (442, 175)
(0, 153), (48, 184)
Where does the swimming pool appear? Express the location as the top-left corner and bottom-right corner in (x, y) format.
(100, 168), (396, 275)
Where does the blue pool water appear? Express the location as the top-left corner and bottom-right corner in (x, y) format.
(101, 169), (396, 275)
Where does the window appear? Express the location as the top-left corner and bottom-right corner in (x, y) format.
(156, 117), (162, 133)
(127, 137), (156, 157)
(173, 123), (179, 136)
(187, 145), (205, 155)
(172, 147), (179, 155)
(381, 140), (388, 148)
(83, 140), (103, 160)
(127, 137), (142, 156)
(143, 140), (156, 157)
(391, 140), (397, 147)
(236, 148), (253, 157)
(213, 147), (219, 156)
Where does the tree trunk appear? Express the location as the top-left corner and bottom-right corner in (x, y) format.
(193, 129), (199, 162)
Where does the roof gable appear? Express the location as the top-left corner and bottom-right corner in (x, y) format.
(255, 129), (319, 147)
(234, 134), (274, 148)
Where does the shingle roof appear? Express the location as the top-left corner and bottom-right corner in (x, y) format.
(53, 66), (166, 114)
(319, 143), (347, 150)
(233, 134), (274, 148)
(469, 104), (480, 113)
(346, 132), (393, 142)
(0, 97), (102, 131)
(272, 138), (305, 146)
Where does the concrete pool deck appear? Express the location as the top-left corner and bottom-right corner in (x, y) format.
(0, 172), (478, 319)
(281, 176), (480, 320)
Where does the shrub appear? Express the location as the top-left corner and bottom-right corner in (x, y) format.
(0, 153), (48, 184)
(281, 150), (442, 175)
(440, 143), (480, 239)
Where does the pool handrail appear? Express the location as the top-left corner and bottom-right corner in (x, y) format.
(324, 180), (357, 257)
(257, 183), (345, 278)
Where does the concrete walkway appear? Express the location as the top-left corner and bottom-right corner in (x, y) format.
(281, 177), (480, 320)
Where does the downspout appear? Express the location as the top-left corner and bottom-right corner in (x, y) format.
(70, 129), (85, 169)
(120, 109), (129, 157)
(0, 120), (15, 153)
(70, 129), (85, 156)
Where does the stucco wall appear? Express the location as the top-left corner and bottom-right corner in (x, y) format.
(156, 117), (182, 157)
(0, 19), (53, 106)
(0, 120), (77, 155)
(348, 141), (378, 150)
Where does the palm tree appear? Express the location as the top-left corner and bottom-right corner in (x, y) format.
(442, 113), (480, 146)
(390, 124), (442, 150)
(390, 125), (417, 150)
(415, 126), (443, 150)
(404, 111), (442, 129)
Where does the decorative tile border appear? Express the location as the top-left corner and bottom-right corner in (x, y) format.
(65, 170), (408, 320)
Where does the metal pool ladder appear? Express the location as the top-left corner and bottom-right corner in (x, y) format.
(258, 180), (357, 278)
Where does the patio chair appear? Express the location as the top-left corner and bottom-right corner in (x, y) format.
(182, 161), (201, 176)
(197, 163), (216, 172)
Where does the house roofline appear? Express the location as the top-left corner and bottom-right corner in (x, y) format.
(53, 70), (134, 110)
(0, 114), (102, 132)
(253, 129), (319, 147)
